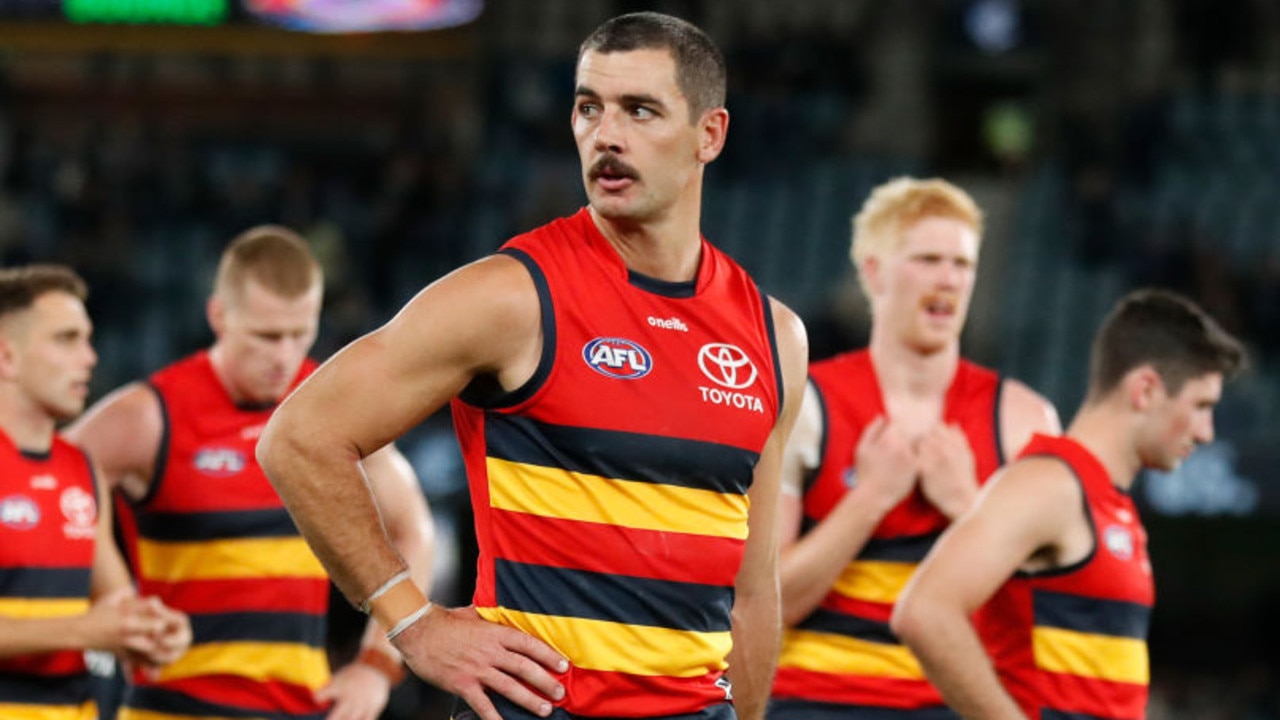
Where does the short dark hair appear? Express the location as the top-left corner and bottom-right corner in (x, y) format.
(214, 225), (322, 303)
(1088, 288), (1246, 400)
(578, 11), (726, 120)
(0, 264), (88, 321)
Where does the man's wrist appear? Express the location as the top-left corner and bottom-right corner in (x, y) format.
(356, 646), (406, 686)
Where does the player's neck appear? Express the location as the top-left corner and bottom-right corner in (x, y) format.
(869, 337), (960, 400)
(0, 395), (56, 454)
(589, 199), (703, 283)
(1066, 406), (1142, 490)
(206, 344), (246, 406)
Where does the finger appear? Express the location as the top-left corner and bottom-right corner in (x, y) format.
(461, 690), (511, 720)
(495, 649), (566, 703)
(502, 629), (569, 676)
(478, 674), (555, 719)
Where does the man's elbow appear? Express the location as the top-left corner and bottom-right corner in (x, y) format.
(890, 589), (932, 649)
(254, 418), (291, 488)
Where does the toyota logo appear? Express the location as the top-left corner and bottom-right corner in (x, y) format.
(698, 343), (758, 389)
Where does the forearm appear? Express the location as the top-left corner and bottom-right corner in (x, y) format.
(0, 615), (90, 658)
(780, 487), (889, 625)
(257, 430), (410, 617)
(895, 602), (1026, 720)
(725, 588), (780, 720)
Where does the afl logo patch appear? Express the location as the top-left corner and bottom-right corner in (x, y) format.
(194, 447), (248, 477)
(0, 495), (40, 530)
(583, 337), (653, 379)
(1104, 524), (1134, 561)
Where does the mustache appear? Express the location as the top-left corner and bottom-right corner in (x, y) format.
(588, 154), (639, 181)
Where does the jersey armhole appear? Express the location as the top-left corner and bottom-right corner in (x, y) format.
(131, 382), (171, 509)
(457, 248), (556, 410)
(1014, 455), (1098, 579)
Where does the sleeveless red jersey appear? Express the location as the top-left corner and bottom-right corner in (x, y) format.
(115, 351), (329, 720)
(452, 208), (784, 717)
(772, 350), (1002, 716)
(0, 432), (97, 719)
(982, 434), (1153, 720)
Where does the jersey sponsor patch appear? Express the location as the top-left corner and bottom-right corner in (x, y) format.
(193, 447), (248, 477)
(697, 343), (758, 390)
(583, 337), (653, 380)
(60, 486), (97, 540)
(1104, 524), (1134, 561)
(0, 494), (40, 530)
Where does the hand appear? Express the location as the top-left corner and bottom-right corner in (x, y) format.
(851, 416), (919, 516)
(916, 422), (978, 520)
(317, 661), (391, 720)
(122, 596), (191, 672)
(392, 605), (569, 720)
(79, 588), (167, 658)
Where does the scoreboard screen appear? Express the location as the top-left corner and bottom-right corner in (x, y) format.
(243, 0), (481, 33)
(63, 0), (228, 24)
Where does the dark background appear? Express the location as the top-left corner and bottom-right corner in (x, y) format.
(1, 1), (1277, 717)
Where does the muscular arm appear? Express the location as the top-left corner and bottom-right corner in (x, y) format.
(999, 379), (1062, 459)
(724, 299), (807, 720)
(257, 255), (566, 720)
(319, 444), (436, 720)
(891, 459), (1083, 720)
(63, 383), (163, 501)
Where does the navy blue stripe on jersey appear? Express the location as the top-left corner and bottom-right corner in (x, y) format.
(855, 533), (942, 564)
(1040, 710), (1114, 720)
(133, 507), (300, 542)
(484, 414), (758, 496)
(1033, 590), (1151, 640)
(0, 672), (92, 705)
(124, 684), (326, 720)
(494, 559), (733, 633)
(189, 611), (326, 648)
(0, 566), (91, 598)
(768, 698), (959, 720)
(794, 607), (900, 645)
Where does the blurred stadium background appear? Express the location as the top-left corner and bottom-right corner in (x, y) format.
(1, 0), (1277, 717)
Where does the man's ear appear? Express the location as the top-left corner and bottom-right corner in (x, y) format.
(0, 336), (18, 381)
(696, 107), (729, 164)
(207, 295), (226, 339)
(1123, 364), (1164, 412)
(861, 256), (884, 299)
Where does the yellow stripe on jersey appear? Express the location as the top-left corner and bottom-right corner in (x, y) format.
(830, 560), (918, 604)
(0, 701), (95, 720)
(777, 629), (925, 679)
(153, 641), (329, 689)
(486, 458), (750, 540)
(0, 597), (90, 619)
(1033, 626), (1150, 685)
(478, 607), (731, 677)
(136, 537), (327, 582)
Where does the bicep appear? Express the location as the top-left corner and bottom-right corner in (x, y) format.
(777, 381), (821, 548)
(273, 255), (542, 457)
(906, 461), (1078, 613)
(740, 301), (809, 589)
(63, 384), (162, 495)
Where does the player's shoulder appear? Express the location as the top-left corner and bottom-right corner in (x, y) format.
(1000, 377), (1062, 435)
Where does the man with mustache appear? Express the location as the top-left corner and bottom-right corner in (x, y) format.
(257, 11), (808, 720)
(893, 288), (1244, 720)
(0, 264), (190, 719)
(769, 177), (1060, 720)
